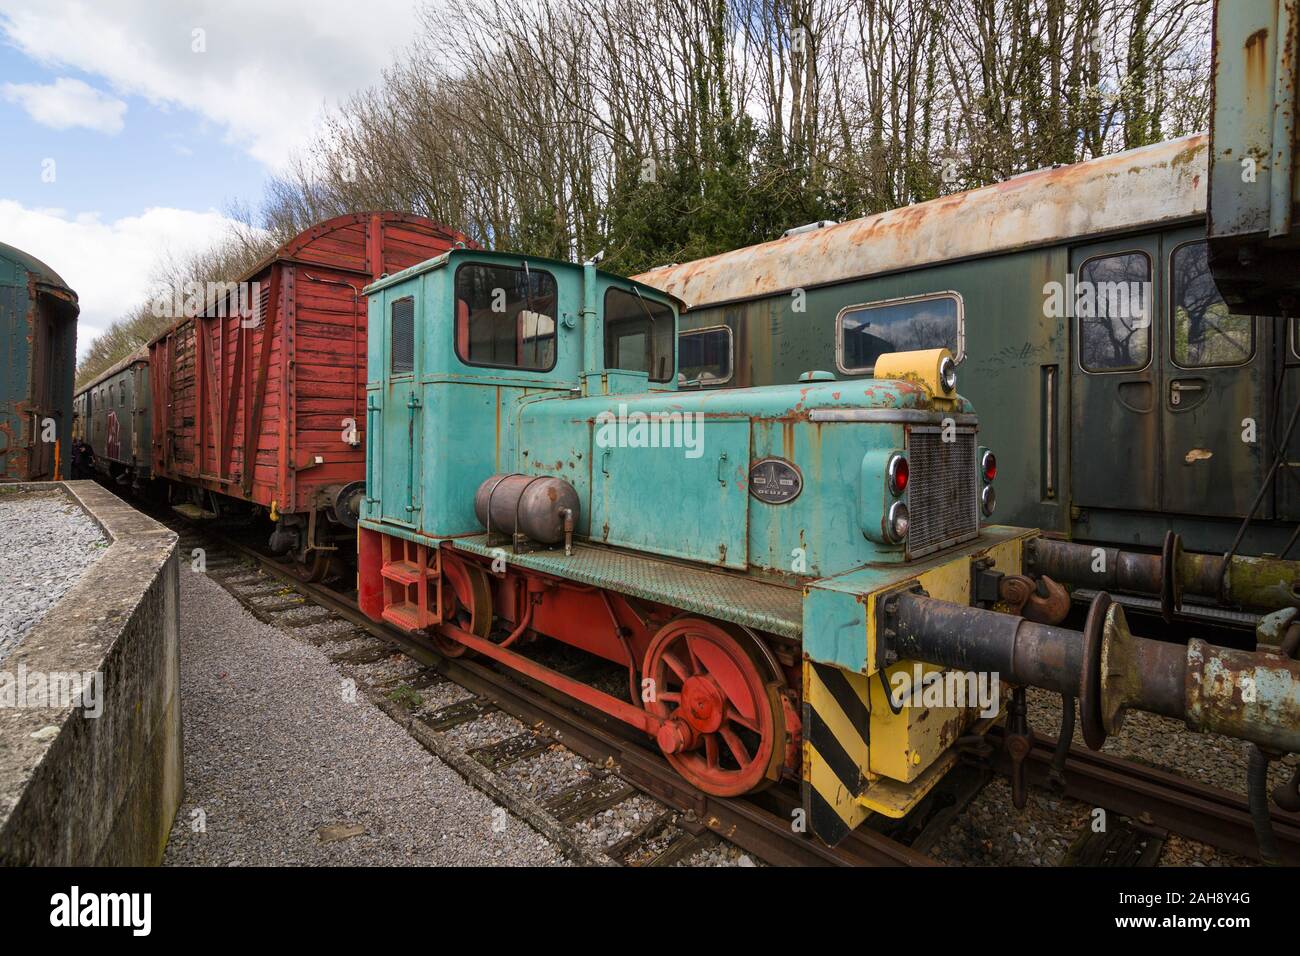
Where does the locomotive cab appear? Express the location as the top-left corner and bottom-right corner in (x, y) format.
(356, 249), (1300, 847)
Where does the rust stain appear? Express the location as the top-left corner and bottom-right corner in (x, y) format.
(1184, 448), (1213, 464)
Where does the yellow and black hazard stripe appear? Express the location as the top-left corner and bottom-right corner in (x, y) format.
(801, 660), (872, 846)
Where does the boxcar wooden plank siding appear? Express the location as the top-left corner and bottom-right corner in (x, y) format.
(146, 213), (470, 522)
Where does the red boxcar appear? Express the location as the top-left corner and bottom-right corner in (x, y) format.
(148, 212), (469, 576)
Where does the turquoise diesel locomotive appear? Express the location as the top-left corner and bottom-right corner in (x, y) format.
(356, 247), (1300, 845)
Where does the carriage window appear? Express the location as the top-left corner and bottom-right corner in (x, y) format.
(678, 326), (733, 386)
(1078, 252), (1151, 372)
(391, 297), (415, 374)
(119, 383), (126, 406)
(838, 293), (961, 373)
(1171, 241), (1253, 368)
(454, 263), (557, 371)
(605, 288), (674, 382)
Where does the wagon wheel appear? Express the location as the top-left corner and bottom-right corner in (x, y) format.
(434, 553), (492, 658)
(300, 550), (334, 584)
(277, 549), (334, 584)
(643, 617), (785, 797)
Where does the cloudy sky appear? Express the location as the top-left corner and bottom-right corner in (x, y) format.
(0, 0), (426, 355)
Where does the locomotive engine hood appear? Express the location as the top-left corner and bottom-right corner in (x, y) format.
(517, 348), (988, 579)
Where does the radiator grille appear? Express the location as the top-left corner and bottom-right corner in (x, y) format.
(906, 427), (979, 558)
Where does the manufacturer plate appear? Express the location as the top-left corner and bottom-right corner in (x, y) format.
(748, 457), (803, 504)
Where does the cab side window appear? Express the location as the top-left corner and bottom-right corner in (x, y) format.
(1171, 240), (1253, 368)
(1078, 252), (1152, 372)
(838, 292), (961, 374)
(454, 263), (557, 372)
(605, 288), (674, 382)
(678, 326), (732, 386)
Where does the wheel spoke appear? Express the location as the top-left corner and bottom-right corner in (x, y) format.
(725, 705), (759, 733)
(657, 691), (680, 704)
(704, 734), (720, 769)
(719, 726), (751, 767)
(661, 650), (691, 683)
(685, 636), (704, 675)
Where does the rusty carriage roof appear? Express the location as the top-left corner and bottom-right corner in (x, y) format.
(634, 134), (1209, 309)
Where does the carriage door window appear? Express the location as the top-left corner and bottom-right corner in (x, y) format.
(605, 288), (674, 382)
(837, 292), (962, 374)
(1068, 240), (1160, 517)
(454, 262), (557, 372)
(1077, 252), (1152, 371)
(1160, 236), (1269, 519)
(1171, 241), (1253, 368)
(678, 326), (732, 386)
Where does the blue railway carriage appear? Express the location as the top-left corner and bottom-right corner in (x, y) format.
(0, 241), (78, 482)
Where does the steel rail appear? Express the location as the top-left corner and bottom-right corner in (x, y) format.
(990, 727), (1300, 865)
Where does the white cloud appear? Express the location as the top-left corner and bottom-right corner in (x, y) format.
(0, 0), (424, 168)
(0, 199), (255, 357)
(1, 77), (127, 133)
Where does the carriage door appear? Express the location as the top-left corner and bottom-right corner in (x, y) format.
(379, 293), (421, 526)
(1069, 237), (1161, 513)
(1159, 231), (1271, 518)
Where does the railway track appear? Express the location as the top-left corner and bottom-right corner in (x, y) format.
(167, 511), (1300, 867)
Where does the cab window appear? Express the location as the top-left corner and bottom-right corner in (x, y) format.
(1078, 251), (1151, 372)
(678, 326), (732, 385)
(1171, 240), (1253, 368)
(604, 287), (674, 382)
(838, 292), (961, 374)
(454, 262), (557, 372)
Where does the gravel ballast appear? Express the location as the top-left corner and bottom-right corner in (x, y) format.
(163, 568), (564, 866)
(0, 490), (107, 662)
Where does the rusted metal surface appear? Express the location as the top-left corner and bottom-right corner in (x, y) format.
(1026, 534), (1300, 613)
(145, 213), (469, 524)
(887, 591), (1084, 696)
(635, 136), (1207, 309)
(1186, 638), (1300, 752)
(997, 573), (1070, 624)
(888, 590), (1300, 755)
(1, 241), (78, 482)
(1207, 0), (1300, 313)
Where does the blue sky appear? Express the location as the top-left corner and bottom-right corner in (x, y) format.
(0, 0), (426, 355)
(0, 42), (269, 220)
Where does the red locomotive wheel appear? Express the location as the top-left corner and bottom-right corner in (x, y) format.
(435, 554), (492, 658)
(643, 618), (783, 797)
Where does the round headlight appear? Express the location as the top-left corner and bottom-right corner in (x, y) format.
(887, 500), (910, 543)
(939, 355), (957, 393)
(981, 450), (997, 482)
(887, 454), (908, 495)
(981, 484), (996, 517)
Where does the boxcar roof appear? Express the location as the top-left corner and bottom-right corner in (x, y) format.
(634, 134), (1208, 310)
(233, 211), (470, 284)
(0, 240), (78, 299)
